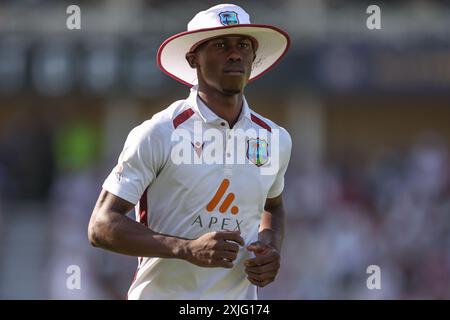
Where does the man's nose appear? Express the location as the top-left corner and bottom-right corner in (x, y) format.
(227, 46), (242, 62)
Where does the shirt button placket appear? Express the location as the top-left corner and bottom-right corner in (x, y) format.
(222, 123), (233, 176)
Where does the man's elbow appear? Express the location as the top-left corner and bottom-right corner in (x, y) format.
(88, 220), (101, 247)
(88, 212), (109, 248)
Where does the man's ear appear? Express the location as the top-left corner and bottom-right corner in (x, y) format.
(185, 52), (198, 69)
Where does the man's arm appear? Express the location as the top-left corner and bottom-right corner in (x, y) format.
(258, 194), (285, 251)
(88, 189), (244, 268)
(244, 194), (286, 287)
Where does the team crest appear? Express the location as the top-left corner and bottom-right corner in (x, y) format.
(218, 11), (239, 26)
(246, 138), (269, 167)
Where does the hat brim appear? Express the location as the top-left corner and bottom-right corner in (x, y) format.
(157, 24), (290, 87)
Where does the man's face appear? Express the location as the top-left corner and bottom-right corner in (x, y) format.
(186, 35), (256, 95)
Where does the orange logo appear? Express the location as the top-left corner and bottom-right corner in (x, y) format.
(206, 179), (239, 215)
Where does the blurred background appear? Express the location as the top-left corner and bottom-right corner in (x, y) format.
(0, 0), (449, 299)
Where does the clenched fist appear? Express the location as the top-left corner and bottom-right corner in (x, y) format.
(186, 231), (244, 268)
(244, 241), (280, 287)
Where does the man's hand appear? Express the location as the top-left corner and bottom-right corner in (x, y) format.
(244, 241), (280, 287)
(186, 231), (244, 268)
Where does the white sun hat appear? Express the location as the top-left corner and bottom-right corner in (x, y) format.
(157, 3), (290, 87)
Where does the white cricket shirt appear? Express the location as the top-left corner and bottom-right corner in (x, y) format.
(102, 85), (292, 299)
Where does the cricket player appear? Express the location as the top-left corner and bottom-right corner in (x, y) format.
(88, 3), (292, 299)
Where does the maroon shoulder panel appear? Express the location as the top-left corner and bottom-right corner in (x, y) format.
(250, 113), (272, 133)
(173, 108), (195, 129)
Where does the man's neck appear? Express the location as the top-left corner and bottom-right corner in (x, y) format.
(197, 86), (243, 128)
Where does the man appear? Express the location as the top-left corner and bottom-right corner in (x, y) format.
(88, 4), (292, 299)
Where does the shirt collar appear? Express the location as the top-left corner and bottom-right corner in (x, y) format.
(187, 85), (252, 124)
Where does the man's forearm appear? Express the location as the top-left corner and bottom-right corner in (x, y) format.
(258, 201), (285, 251)
(89, 210), (189, 259)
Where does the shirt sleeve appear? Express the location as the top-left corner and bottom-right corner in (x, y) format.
(267, 127), (292, 199)
(102, 121), (166, 205)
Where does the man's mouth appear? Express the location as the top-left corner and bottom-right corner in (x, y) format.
(223, 68), (244, 75)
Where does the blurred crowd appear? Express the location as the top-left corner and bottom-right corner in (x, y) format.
(273, 132), (450, 299)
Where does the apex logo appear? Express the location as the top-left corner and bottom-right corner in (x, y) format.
(206, 179), (239, 215)
(191, 179), (242, 231)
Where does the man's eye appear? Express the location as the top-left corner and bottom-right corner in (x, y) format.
(215, 43), (226, 48)
(239, 42), (250, 49)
